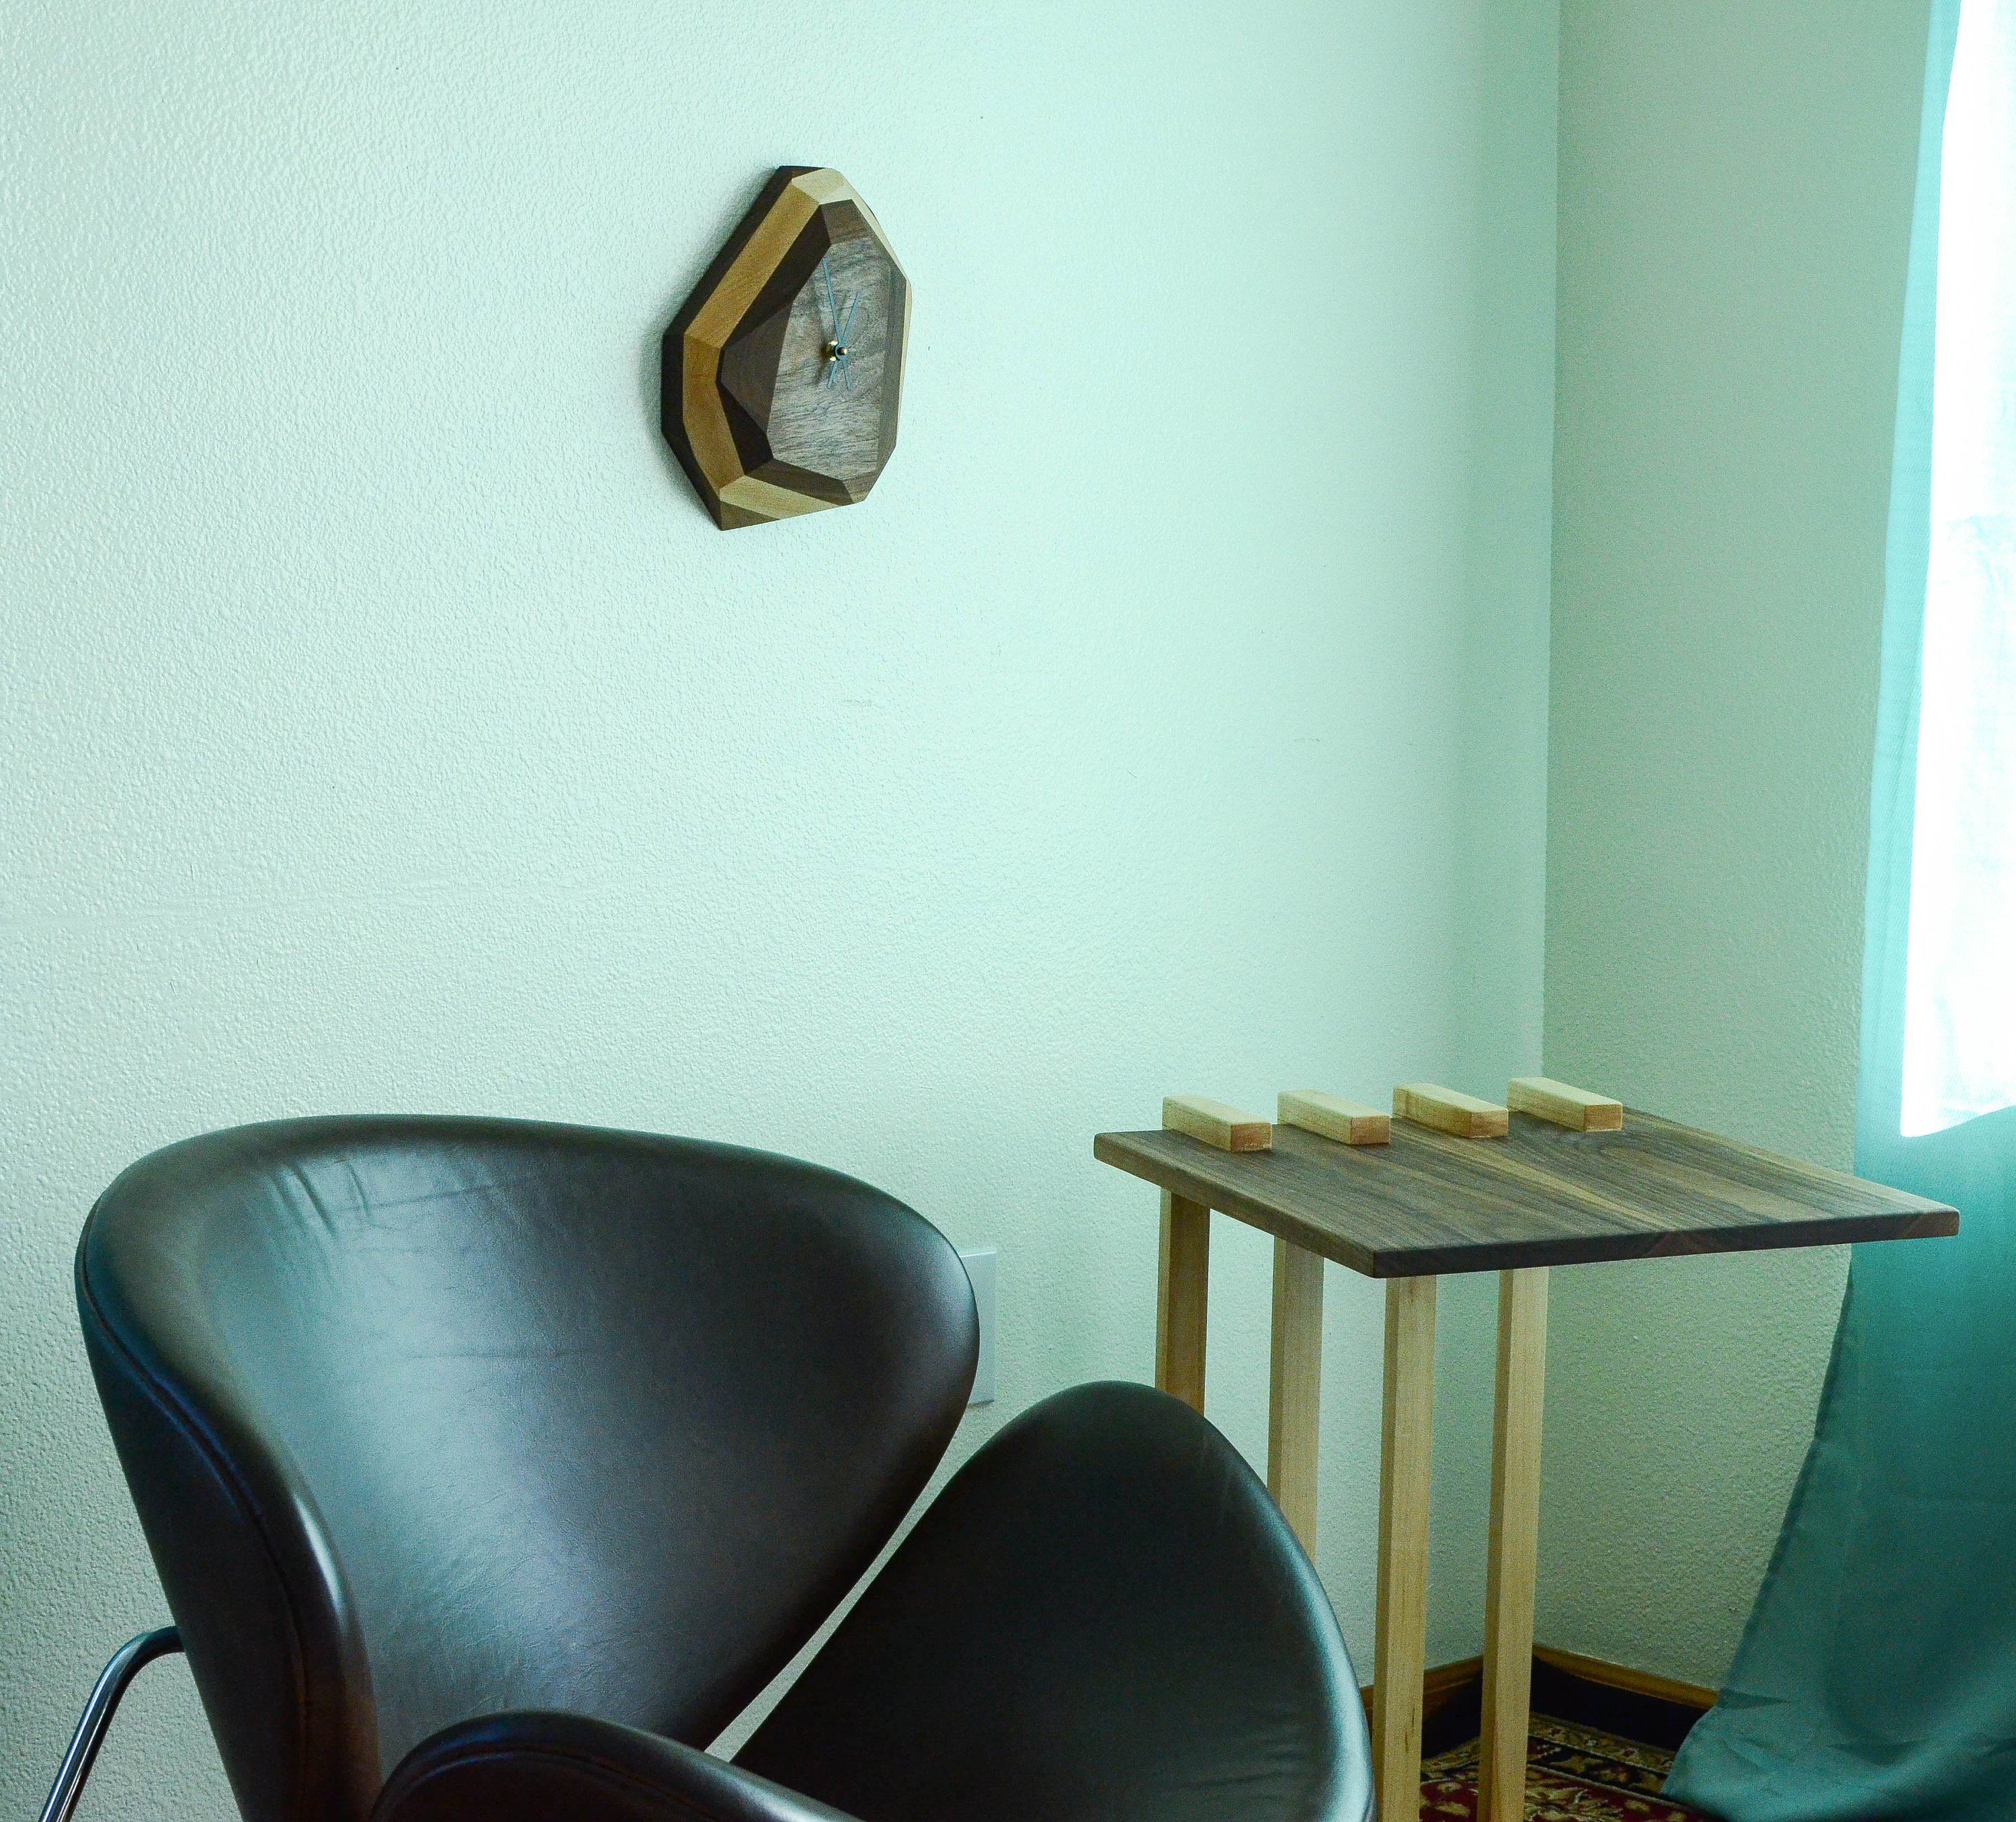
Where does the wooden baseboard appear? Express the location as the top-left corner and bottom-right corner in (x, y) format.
(1531, 1645), (1716, 1712)
(1361, 1644), (1715, 1755)
(1357, 1654), (1482, 1723)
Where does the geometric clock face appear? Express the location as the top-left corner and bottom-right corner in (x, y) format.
(662, 168), (909, 529)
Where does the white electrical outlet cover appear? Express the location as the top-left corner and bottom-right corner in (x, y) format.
(958, 1246), (997, 1405)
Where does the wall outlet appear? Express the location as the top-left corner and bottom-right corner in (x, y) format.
(958, 1247), (997, 1405)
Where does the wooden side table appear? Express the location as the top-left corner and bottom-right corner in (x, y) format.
(1095, 1099), (1956, 1822)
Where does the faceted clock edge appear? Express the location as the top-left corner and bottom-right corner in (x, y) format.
(661, 167), (902, 529)
(661, 167), (806, 527)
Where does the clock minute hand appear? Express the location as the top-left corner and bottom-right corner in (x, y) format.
(820, 260), (839, 338)
(823, 289), (858, 389)
(818, 261), (845, 385)
(835, 292), (862, 389)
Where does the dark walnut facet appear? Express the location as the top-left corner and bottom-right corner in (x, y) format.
(663, 169), (910, 529)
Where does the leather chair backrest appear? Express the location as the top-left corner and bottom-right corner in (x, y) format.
(77, 1117), (977, 1822)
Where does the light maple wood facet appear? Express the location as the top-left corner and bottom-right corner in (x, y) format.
(1279, 1089), (1391, 1146)
(1163, 1094), (1273, 1152)
(1267, 1238), (1325, 1549)
(1507, 1076), (1624, 1131)
(1394, 1082), (1509, 1140)
(1155, 1192), (1210, 1414)
(1373, 1274), (1437, 1822)
(1479, 1267), (1549, 1822)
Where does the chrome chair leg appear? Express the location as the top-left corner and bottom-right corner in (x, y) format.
(38, 1629), (181, 1822)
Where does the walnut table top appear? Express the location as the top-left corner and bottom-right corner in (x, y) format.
(1094, 1109), (1956, 1278)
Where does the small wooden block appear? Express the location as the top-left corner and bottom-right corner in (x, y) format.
(1163, 1094), (1273, 1152)
(1161, 1096), (1266, 1153)
(1279, 1090), (1391, 1146)
(1393, 1083), (1509, 1140)
(1507, 1076), (1624, 1132)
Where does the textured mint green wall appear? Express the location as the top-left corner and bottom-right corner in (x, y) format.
(1542, 0), (1930, 1686)
(0, 2), (1558, 1813)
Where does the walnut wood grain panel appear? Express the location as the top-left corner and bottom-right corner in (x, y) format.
(1094, 1110), (1956, 1278)
(747, 220), (892, 496)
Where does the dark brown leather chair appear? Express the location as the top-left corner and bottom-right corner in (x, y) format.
(56, 1116), (1371, 1822)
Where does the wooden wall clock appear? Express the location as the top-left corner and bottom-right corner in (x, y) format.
(661, 167), (910, 529)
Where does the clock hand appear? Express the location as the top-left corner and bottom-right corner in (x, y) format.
(818, 261), (844, 386)
(824, 294), (850, 388)
(830, 292), (862, 390)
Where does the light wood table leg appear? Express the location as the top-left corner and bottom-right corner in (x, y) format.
(1478, 1266), (1550, 1822)
(1267, 1238), (1325, 1550)
(1156, 1192), (1210, 1413)
(1373, 1274), (1437, 1822)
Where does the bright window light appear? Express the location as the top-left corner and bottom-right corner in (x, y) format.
(1902, 0), (2016, 1136)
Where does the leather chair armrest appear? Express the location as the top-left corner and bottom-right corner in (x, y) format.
(735, 1381), (1371, 1822)
(373, 1710), (864, 1822)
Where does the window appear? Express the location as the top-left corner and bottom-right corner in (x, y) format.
(1901, 0), (2016, 1136)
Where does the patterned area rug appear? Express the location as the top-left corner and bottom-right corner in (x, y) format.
(1421, 1715), (1708, 1819)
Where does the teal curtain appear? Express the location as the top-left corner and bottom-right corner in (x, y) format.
(1666, 4), (2016, 1817)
